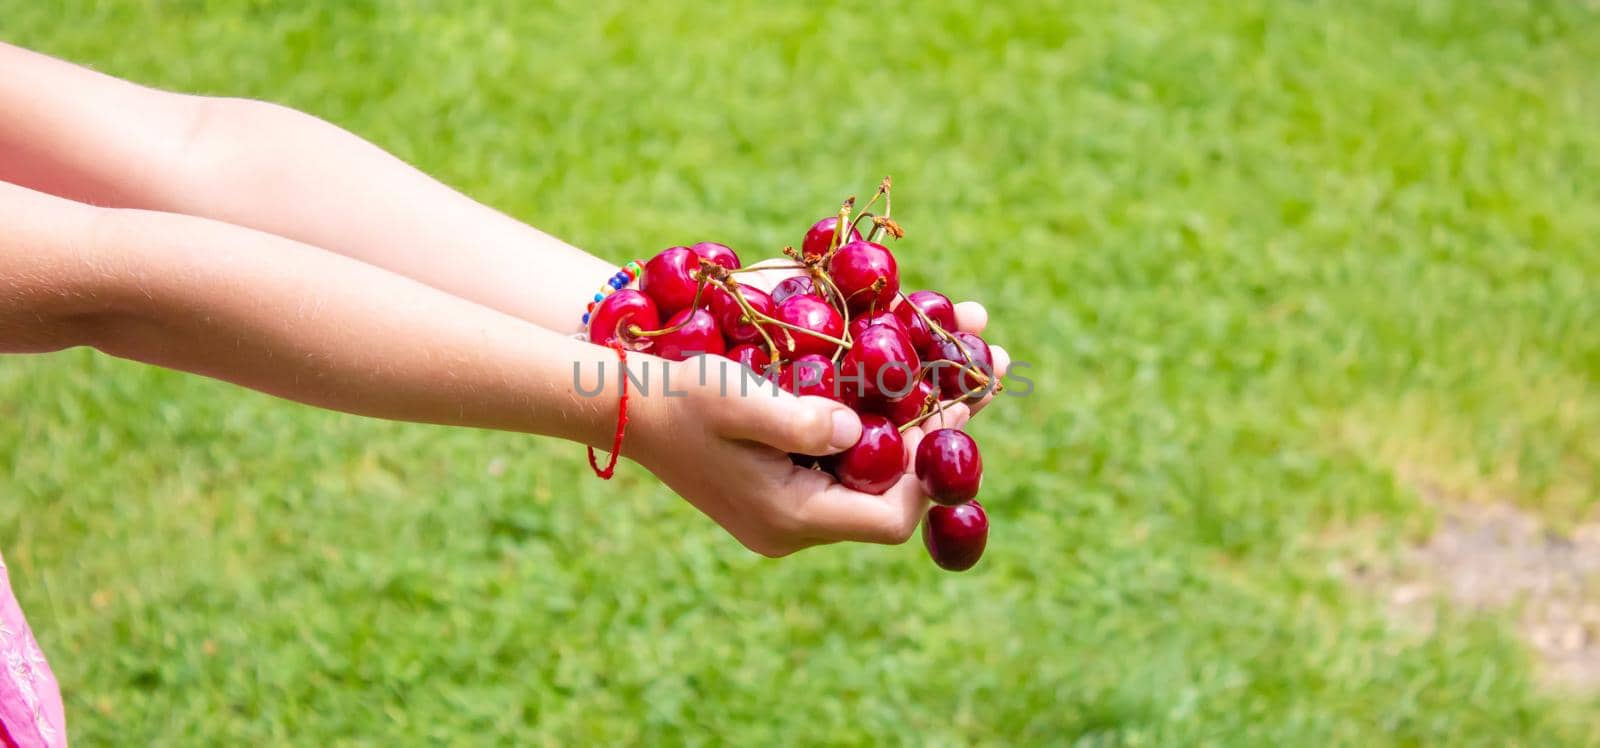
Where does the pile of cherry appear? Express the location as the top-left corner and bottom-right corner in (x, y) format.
(587, 181), (996, 571)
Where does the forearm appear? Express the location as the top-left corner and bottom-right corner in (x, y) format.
(1, 181), (624, 448)
(99, 210), (625, 445)
(0, 183), (109, 352)
(0, 43), (199, 211)
(0, 42), (613, 332)
(164, 96), (615, 332)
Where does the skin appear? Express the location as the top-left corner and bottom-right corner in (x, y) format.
(0, 42), (1009, 557)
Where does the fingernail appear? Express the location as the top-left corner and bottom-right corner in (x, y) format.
(829, 408), (862, 451)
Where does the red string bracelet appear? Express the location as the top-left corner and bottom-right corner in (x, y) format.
(587, 341), (629, 479)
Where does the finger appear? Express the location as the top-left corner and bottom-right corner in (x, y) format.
(902, 425), (924, 471)
(964, 345), (1010, 416)
(792, 471), (927, 545)
(989, 344), (1010, 379)
(928, 401), (972, 431)
(954, 301), (988, 335)
(907, 401), (972, 439)
(712, 384), (862, 456)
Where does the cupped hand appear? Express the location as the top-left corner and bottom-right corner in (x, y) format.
(627, 356), (927, 557)
(629, 261), (1008, 556)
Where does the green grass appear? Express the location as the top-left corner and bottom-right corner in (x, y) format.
(4, 0), (1599, 743)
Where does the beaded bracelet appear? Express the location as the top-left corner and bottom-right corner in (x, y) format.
(580, 260), (645, 329)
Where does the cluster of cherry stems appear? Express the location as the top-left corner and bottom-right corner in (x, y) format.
(587, 179), (995, 571)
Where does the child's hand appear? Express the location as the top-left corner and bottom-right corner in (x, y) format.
(622, 293), (1007, 558)
(621, 356), (913, 557)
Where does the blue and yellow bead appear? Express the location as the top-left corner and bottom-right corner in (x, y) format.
(579, 259), (647, 332)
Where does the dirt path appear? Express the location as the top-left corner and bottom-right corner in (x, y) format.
(1347, 479), (1600, 691)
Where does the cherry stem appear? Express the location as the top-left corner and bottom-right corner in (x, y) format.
(719, 279), (784, 361)
(611, 317), (651, 351)
(723, 280), (851, 350)
(898, 291), (956, 347)
(850, 189), (886, 236)
(629, 275), (711, 338)
(727, 263), (806, 275)
(897, 394), (956, 433)
(864, 177), (894, 242)
(757, 314), (850, 349)
(820, 198), (854, 266)
(925, 357), (1000, 394)
(808, 268), (854, 356)
(897, 290), (992, 385)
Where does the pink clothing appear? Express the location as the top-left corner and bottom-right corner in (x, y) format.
(0, 553), (66, 747)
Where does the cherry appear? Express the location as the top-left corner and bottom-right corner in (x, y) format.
(922, 500), (987, 572)
(831, 414), (905, 495)
(928, 332), (995, 399)
(709, 285), (774, 346)
(779, 353), (846, 403)
(892, 304), (933, 352)
(802, 217), (864, 260)
(653, 308), (725, 361)
(828, 240), (899, 313)
(847, 309), (907, 343)
(642, 247), (705, 315)
(914, 428), (982, 506)
(619, 182), (1002, 560)
(906, 290), (958, 331)
(869, 376), (934, 427)
(726, 343), (773, 375)
(774, 294), (844, 359)
(690, 241), (740, 270)
(588, 289), (660, 349)
(842, 323), (921, 399)
(895, 290), (957, 352)
(771, 275), (819, 305)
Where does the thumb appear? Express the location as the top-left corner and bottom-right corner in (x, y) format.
(716, 389), (862, 456)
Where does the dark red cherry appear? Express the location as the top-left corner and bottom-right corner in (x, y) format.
(653, 308), (725, 361)
(928, 332), (995, 399)
(843, 323), (921, 399)
(893, 303), (934, 352)
(828, 240), (899, 313)
(922, 500), (987, 572)
(642, 247), (706, 315)
(690, 241), (740, 270)
(832, 414), (906, 495)
(871, 376), (934, 427)
(895, 290), (957, 352)
(802, 217), (864, 260)
(588, 289), (660, 349)
(907, 290), (958, 331)
(774, 295), (844, 359)
(771, 275), (819, 305)
(726, 343), (773, 374)
(779, 353), (844, 402)
(709, 286), (774, 346)
(914, 428), (982, 506)
(847, 309), (907, 343)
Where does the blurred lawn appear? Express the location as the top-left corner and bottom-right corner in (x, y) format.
(3, 0), (1599, 744)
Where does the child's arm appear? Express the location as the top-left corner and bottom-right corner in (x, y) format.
(0, 42), (1007, 382)
(0, 41), (611, 331)
(1, 180), (930, 556)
